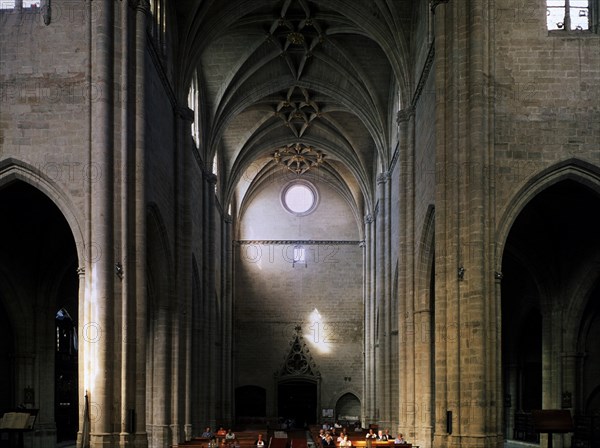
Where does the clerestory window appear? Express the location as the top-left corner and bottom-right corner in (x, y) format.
(281, 180), (318, 216)
(187, 71), (200, 149)
(150, 0), (168, 55)
(0, 1), (40, 9)
(292, 245), (306, 268)
(547, 0), (591, 30)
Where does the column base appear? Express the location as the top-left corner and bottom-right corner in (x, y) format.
(90, 433), (117, 448)
(27, 427), (57, 448)
(148, 424), (171, 448)
(184, 424), (192, 442)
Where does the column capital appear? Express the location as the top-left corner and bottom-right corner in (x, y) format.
(206, 173), (218, 185)
(376, 171), (390, 185)
(42, 0), (51, 25)
(430, 0), (449, 13)
(396, 106), (415, 124)
(134, 0), (150, 13)
(223, 214), (233, 224)
(77, 266), (85, 277)
(175, 105), (195, 123)
(365, 214), (374, 224)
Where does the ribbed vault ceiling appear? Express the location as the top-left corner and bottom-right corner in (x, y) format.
(177, 0), (413, 217)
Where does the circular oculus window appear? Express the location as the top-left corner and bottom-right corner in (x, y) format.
(282, 181), (318, 216)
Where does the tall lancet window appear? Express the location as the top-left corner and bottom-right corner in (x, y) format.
(187, 71), (201, 148)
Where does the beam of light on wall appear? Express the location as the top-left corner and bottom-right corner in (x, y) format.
(305, 308), (331, 354)
(83, 273), (99, 397)
(243, 243), (263, 270)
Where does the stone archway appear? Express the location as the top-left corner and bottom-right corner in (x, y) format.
(501, 178), (600, 445)
(335, 393), (361, 424)
(146, 204), (175, 448)
(0, 180), (79, 444)
(277, 380), (317, 427)
(275, 327), (321, 428)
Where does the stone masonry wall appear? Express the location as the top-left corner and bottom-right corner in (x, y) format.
(235, 173), (364, 422)
(0, 2), (90, 226)
(493, 1), (600, 225)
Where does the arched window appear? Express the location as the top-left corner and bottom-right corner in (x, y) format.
(187, 71), (201, 148)
(0, 1), (40, 9)
(150, 0), (168, 54)
(56, 308), (77, 354)
(547, 0), (591, 30)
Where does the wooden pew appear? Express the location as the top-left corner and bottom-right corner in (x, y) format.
(269, 436), (289, 448)
(345, 441), (411, 448)
(290, 439), (308, 448)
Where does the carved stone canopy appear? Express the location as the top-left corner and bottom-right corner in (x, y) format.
(279, 325), (320, 377)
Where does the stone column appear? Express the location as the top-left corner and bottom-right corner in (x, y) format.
(433, 1), (499, 447)
(432, 4), (450, 445)
(205, 173), (218, 427)
(397, 106), (420, 444)
(363, 214), (376, 426)
(375, 171), (392, 428)
(384, 171), (393, 429)
(77, 267), (87, 447)
(134, 3), (149, 448)
(175, 106), (194, 441)
(542, 306), (562, 410)
(169, 106), (194, 444)
(118, 3), (138, 448)
(87, 1), (115, 447)
(541, 304), (565, 448)
(221, 213), (234, 426)
(504, 363), (517, 441)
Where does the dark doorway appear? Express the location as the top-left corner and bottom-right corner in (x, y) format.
(278, 380), (317, 427)
(0, 302), (14, 412)
(235, 385), (267, 420)
(55, 308), (78, 442)
(0, 181), (79, 442)
(501, 179), (600, 443)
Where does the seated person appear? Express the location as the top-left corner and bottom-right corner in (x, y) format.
(225, 429), (236, 442)
(380, 429), (391, 441)
(202, 427), (214, 439)
(322, 434), (335, 447)
(216, 427), (227, 443)
(337, 432), (346, 444)
(255, 434), (266, 448)
(393, 434), (406, 445)
(339, 435), (352, 447)
(365, 429), (377, 447)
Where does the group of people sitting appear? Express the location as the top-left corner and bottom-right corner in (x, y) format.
(318, 428), (351, 447)
(200, 427), (265, 448)
(364, 429), (406, 445)
(318, 426), (407, 447)
(201, 427), (239, 446)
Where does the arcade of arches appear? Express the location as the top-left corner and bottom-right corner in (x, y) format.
(0, 1), (599, 448)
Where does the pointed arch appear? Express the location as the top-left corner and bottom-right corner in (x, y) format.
(495, 158), (600, 269)
(0, 158), (86, 266)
